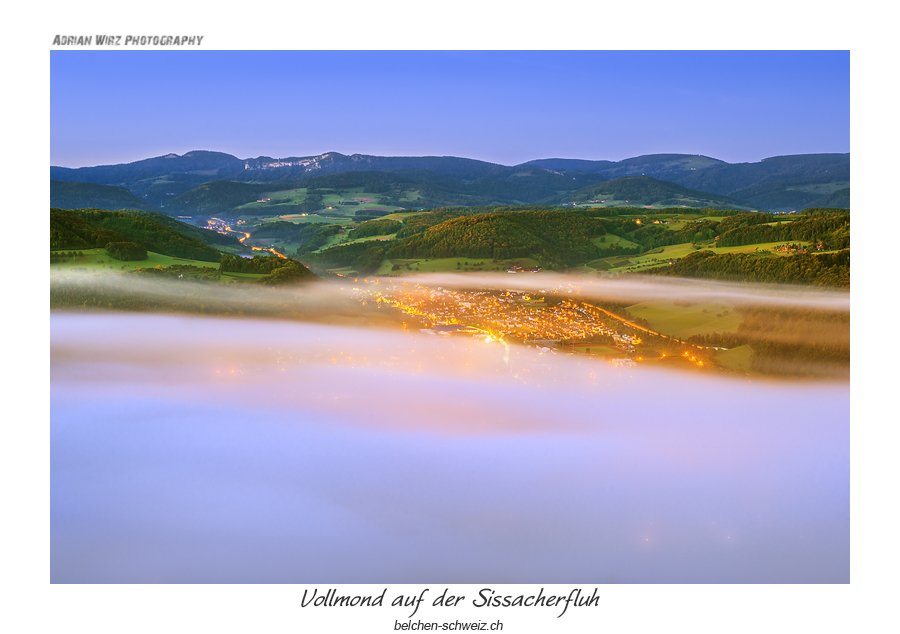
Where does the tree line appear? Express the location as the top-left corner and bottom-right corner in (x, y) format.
(105, 241), (147, 261)
(714, 209), (849, 249)
(651, 248), (850, 287)
(386, 210), (608, 265)
(51, 208), (223, 261)
(347, 218), (401, 239)
(219, 254), (318, 285)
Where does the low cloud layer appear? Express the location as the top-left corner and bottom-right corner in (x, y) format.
(51, 313), (849, 582)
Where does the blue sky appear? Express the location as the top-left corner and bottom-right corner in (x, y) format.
(50, 50), (849, 168)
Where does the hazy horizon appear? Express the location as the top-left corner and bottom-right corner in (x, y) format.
(50, 147), (852, 171)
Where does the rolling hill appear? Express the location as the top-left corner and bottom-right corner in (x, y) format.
(163, 181), (273, 215)
(555, 175), (754, 210)
(527, 153), (850, 212)
(51, 150), (850, 214)
(804, 187), (850, 210)
(117, 209), (243, 248)
(51, 180), (161, 212)
(50, 208), (225, 261)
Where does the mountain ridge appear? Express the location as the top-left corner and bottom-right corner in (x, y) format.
(51, 150), (849, 213)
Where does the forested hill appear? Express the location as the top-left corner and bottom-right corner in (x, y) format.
(52, 151), (849, 213)
(650, 248), (850, 287)
(806, 188), (849, 210)
(307, 209), (612, 273)
(526, 153), (847, 188)
(528, 153), (850, 212)
(51, 151), (244, 186)
(51, 180), (160, 213)
(526, 154), (726, 180)
(119, 209), (242, 248)
(554, 176), (754, 210)
(163, 181), (273, 215)
(50, 208), (225, 261)
(388, 209), (608, 264)
(303, 205), (850, 285)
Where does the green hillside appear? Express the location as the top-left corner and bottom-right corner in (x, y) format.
(219, 254), (318, 285)
(300, 204), (850, 285)
(114, 209), (242, 248)
(50, 180), (160, 212)
(51, 208), (224, 261)
(714, 208), (849, 249)
(559, 176), (753, 209)
(804, 188), (849, 210)
(347, 218), (402, 239)
(650, 248), (849, 287)
(153, 169), (607, 216)
(679, 154), (850, 196)
(727, 178), (849, 213)
(164, 181), (273, 214)
(308, 209), (609, 270)
(51, 208), (132, 250)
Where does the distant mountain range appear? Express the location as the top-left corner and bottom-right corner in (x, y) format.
(51, 150), (850, 214)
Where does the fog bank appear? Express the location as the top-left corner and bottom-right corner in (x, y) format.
(51, 313), (849, 583)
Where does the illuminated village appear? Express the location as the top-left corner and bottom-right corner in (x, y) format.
(351, 281), (709, 369)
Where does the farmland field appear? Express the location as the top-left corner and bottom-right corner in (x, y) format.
(597, 241), (812, 274)
(276, 214), (349, 223)
(50, 248), (221, 273)
(590, 234), (640, 250)
(626, 300), (743, 339)
(234, 186), (407, 216)
(275, 214), (353, 224)
(51, 248), (267, 281)
(714, 345), (755, 373)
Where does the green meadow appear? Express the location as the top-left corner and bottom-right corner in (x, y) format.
(51, 248), (220, 272)
(713, 345), (755, 374)
(50, 248), (265, 281)
(595, 240), (811, 274)
(590, 234), (641, 250)
(626, 300), (743, 339)
(234, 186), (407, 216)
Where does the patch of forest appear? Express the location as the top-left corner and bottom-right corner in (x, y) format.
(300, 206), (851, 282)
(250, 220), (304, 240)
(51, 208), (224, 262)
(308, 241), (388, 276)
(248, 221), (343, 254)
(650, 248), (850, 287)
(347, 218), (402, 239)
(385, 210), (607, 265)
(219, 254), (319, 285)
(714, 208), (849, 249)
(123, 209), (242, 247)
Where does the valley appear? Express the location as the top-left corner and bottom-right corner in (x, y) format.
(50, 200), (849, 380)
(48, 149), (850, 382)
